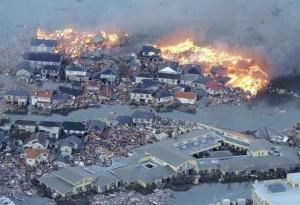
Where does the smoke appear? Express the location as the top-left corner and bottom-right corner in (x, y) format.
(1, 0), (300, 78)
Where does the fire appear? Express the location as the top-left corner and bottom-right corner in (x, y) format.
(36, 28), (120, 58)
(159, 39), (269, 95)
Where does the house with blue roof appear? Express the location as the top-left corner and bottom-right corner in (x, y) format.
(5, 89), (29, 106)
(30, 38), (58, 53)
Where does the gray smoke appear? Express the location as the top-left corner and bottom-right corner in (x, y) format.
(1, 0), (300, 78)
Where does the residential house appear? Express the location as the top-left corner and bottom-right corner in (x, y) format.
(24, 148), (49, 166)
(139, 45), (161, 62)
(157, 73), (180, 85)
(158, 66), (179, 75)
(118, 63), (130, 81)
(59, 135), (83, 157)
(154, 90), (174, 104)
(130, 89), (154, 104)
(63, 121), (86, 135)
(115, 115), (133, 126)
(135, 73), (154, 84)
(132, 111), (155, 125)
(192, 76), (210, 89)
(29, 38), (57, 53)
(205, 81), (224, 95)
(174, 92), (197, 105)
(65, 65), (87, 82)
(58, 86), (84, 97)
(39, 121), (62, 139)
(26, 52), (62, 69)
(180, 74), (201, 86)
(139, 79), (160, 91)
(16, 61), (33, 83)
(86, 120), (106, 133)
(85, 80), (101, 93)
(5, 90), (28, 106)
(0, 118), (11, 131)
(31, 90), (54, 108)
(41, 65), (61, 79)
(14, 120), (36, 132)
(24, 132), (49, 149)
(183, 65), (202, 76)
(100, 68), (119, 84)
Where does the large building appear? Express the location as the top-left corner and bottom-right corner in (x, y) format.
(252, 173), (300, 205)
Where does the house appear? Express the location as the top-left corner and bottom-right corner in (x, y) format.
(154, 90), (174, 104)
(59, 135), (83, 157)
(65, 65), (87, 82)
(157, 73), (180, 85)
(174, 92), (197, 105)
(192, 76), (210, 89)
(86, 120), (106, 133)
(205, 80), (224, 95)
(100, 68), (119, 84)
(132, 111), (155, 124)
(26, 52), (62, 69)
(41, 65), (61, 79)
(16, 61), (33, 83)
(63, 121), (86, 135)
(139, 79), (160, 91)
(130, 89), (154, 104)
(31, 90), (53, 108)
(99, 84), (113, 99)
(29, 38), (57, 53)
(39, 121), (62, 139)
(5, 90), (28, 106)
(115, 115), (133, 126)
(183, 65), (202, 76)
(0, 118), (11, 131)
(14, 120), (36, 132)
(158, 66), (179, 75)
(135, 73), (154, 84)
(85, 80), (101, 93)
(180, 74), (201, 86)
(139, 45), (161, 62)
(117, 63), (130, 80)
(24, 132), (49, 149)
(59, 86), (84, 97)
(24, 148), (49, 166)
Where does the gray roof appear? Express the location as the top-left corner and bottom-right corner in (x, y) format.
(65, 65), (85, 72)
(249, 138), (273, 152)
(93, 170), (119, 187)
(16, 61), (33, 73)
(219, 155), (300, 173)
(26, 52), (61, 63)
(5, 89), (28, 97)
(30, 38), (57, 47)
(60, 135), (83, 148)
(86, 120), (106, 132)
(52, 166), (95, 185)
(131, 88), (153, 95)
(26, 132), (49, 146)
(113, 162), (175, 184)
(39, 174), (74, 195)
(39, 121), (62, 128)
(63, 121), (85, 132)
(154, 90), (173, 99)
(14, 120), (36, 126)
(133, 143), (193, 167)
(132, 111), (155, 120)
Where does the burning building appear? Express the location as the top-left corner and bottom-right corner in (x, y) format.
(36, 28), (124, 59)
(159, 39), (269, 96)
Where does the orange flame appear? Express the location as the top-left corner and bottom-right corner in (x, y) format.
(159, 39), (269, 95)
(36, 28), (120, 58)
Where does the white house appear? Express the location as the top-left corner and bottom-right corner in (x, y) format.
(30, 38), (57, 53)
(31, 90), (53, 108)
(65, 65), (87, 82)
(39, 121), (61, 139)
(24, 132), (49, 149)
(154, 90), (174, 104)
(26, 53), (62, 69)
(174, 92), (197, 105)
(130, 89), (154, 104)
(14, 120), (36, 132)
(24, 148), (49, 166)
